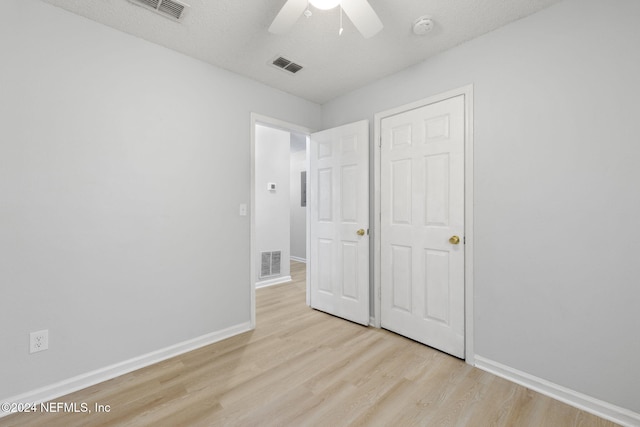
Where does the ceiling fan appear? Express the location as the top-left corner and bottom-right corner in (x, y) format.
(269, 0), (383, 39)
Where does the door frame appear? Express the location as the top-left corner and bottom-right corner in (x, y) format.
(250, 113), (313, 329)
(372, 85), (475, 364)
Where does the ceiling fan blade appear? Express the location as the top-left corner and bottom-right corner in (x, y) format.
(269, 0), (309, 35)
(341, 0), (383, 38)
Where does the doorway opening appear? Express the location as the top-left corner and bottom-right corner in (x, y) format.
(250, 114), (312, 328)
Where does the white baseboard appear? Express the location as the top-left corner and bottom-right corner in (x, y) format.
(290, 256), (306, 263)
(255, 275), (292, 289)
(474, 355), (640, 427)
(0, 321), (252, 418)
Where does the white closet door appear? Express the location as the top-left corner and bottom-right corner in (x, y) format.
(381, 96), (465, 358)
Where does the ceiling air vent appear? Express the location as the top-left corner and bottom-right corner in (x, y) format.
(271, 56), (304, 74)
(128, 0), (190, 21)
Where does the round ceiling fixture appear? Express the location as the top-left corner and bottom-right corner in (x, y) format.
(309, 0), (341, 10)
(413, 16), (434, 35)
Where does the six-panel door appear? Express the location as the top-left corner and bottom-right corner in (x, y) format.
(309, 120), (370, 325)
(380, 96), (465, 358)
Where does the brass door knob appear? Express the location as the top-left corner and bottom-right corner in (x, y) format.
(357, 229), (366, 236)
(449, 235), (461, 245)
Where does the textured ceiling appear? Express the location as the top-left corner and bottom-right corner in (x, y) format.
(41, 0), (562, 104)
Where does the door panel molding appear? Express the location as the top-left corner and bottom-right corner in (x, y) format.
(373, 85), (474, 364)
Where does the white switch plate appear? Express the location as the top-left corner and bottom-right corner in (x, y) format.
(239, 204), (247, 216)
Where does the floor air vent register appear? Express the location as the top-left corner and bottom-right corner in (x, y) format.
(260, 251), (282, 278)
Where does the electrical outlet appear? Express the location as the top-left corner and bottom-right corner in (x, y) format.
(30, 330), (49, 354)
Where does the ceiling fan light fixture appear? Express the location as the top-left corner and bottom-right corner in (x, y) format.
(269, 0), (382, 39)
(309, 0), (341, 11)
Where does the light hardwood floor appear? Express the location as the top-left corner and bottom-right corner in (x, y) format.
(1, 261), (618, 426)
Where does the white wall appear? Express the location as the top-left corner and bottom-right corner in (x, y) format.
(323, 0), (640, 416)
(0, 0), (320, 399)
(290, 141), (307, 261)
(255, 125), (291, 283)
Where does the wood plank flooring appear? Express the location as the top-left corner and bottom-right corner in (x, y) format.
(1, 261), (618, 426)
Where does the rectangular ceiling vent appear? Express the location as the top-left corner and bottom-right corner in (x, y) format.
(271, 56), (304, 74)
(128, 0), (190, 21)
